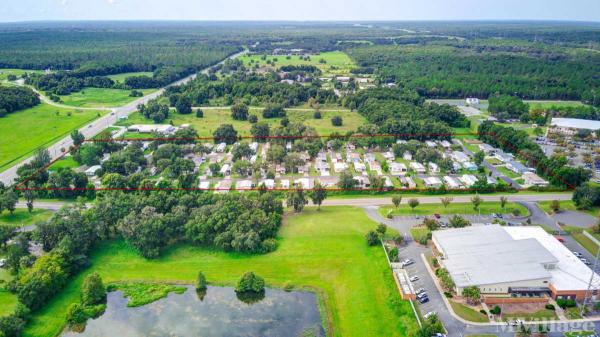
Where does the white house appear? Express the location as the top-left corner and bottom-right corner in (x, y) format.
(522, 172), (549, 187)
(403, 152), (413, 161)
(466, 97), (480, 105)
(443, 176), (462, 189)
(459, 174), (479, 187)
(334, 162), (348, 173)
(85, 165), (102, 177)
(390, 162), (408, 175)
(410, 162), (426, 174)
(428, 162), (440, 173)
(423, 176), (443, 188)
(354, 162), (366, 172)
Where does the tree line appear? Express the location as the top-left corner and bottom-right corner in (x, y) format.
(0, 86), (40, 118)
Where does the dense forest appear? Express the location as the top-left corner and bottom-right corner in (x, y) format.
(166, 72), (338, 107)
(348, 42), (600, 103)
(0, 86), (40, 117)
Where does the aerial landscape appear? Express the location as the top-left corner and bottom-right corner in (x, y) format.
(1, 1), (600, 337)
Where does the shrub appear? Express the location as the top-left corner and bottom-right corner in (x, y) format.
(66, 303), (88, 325)
(0, 314), (26, 337)
(248, 114), (258, 123)
(444, 291), (453, 298)
(261, 238), (277, 253)
(386, 210), (393, 219)
(365, 230), (379, 246)
(313, 111), (322, 119)
(479, 309), (487, 315)
(283, 282), (294, 292)
(545, 304), (555, 310)
(490, 305), (501, 315)
(195, 109), (204, 118)
(331, 115), (343, 126)
(388, 247), (399, 262)
(196, 271), (207, 291)
(81, 272), (106, 306)
(556, 298), (577, 308)
(236, 272), (265, 293)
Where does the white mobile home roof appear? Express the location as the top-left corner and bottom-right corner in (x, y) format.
(551, 118), (600, 131)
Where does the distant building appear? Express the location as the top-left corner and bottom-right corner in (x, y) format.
(522, 172), (549, 187)
(506, 161), (534, 175)
(465, 97), (480, 106)
(127, 124), (176, 134)
(85, 165), (102, 177)
(550, 118), (600, 134)
(423, 176), (442, 188)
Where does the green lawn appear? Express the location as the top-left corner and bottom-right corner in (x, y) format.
(106, 72), (153, 83)
(496, 165), (522, 179)
(379, 202), (529, 217)
(59, 87), (155, 108)
(565, 307), (583, 320)
(22, 207), (418, 337)
(527, 100), (585, 110)
(503, 308), (557, 321)
(571, 232), (599, 256)
(48, 156), (79, 171)
(0, 208), (53, 228)
(538, 200), (599, 218)
(0, 103), (103, 172)
(0, 289), (18, 317)
(564, 331), (595, 337)
(0, 68), (45, 81)
(240, 51), (357, 76)
(118, 107), (366, 137)
(410, 227), (430, 243)
(449, 301), (489, 323)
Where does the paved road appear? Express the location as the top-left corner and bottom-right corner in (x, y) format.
(322, 193), (572, 207)
(459, 140), (521, 189)
(0, 50), (247, 186)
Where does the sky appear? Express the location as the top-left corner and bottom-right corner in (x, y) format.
(1, 0), (599, 22)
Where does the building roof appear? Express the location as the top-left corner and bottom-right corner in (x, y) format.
(505, 226), (600, 291)
(551, 118), (600, 131)
(433, 226), (557, 288)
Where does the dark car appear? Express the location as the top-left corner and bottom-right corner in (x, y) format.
(418, 296), (429, 304)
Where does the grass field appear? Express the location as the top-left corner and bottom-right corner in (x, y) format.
(379, 201), (529, 217)
(22, 207), (418, 337)
(0, 103), (104, 172)
(538, 200), (599, 218)
(0, 68), (45, 81)
(240, 51), (357, 76)
(59, 88), (155, 108)
(47, 156), (79, 171)
(410, 227), (430, 242)
(527, 100), (586, 110)
(0, 208), (53, 228)
(106, 72), (153, 83)
(449, 301), (489, 322)
(0, 289), (17, 317)
(118, 107), (366, 136)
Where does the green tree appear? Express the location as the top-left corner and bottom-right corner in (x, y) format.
(176, 96), (192, 114)
(499, 196), (508, 210)
(549, 200), (561, 213)
(213, 124), (238, 144)
(81, 272), (106, 306)
(196, 271), (207, 291)
(231, 102), (249, 121)
(462, 286), (481, 305)
(235, 272), (265, 293)
(0, 224), (12, 249)
(423, 218), (439, 231)
(331, 115), (343, 126)
(309, 181), (327, 210)
(473, 151), (485, 166)
(337, 171), (357, 189)
(392, 195), (402, 209)
(440, 196), (453, 208)
(365, 230), (379, 246)
(408, 198), (420, 214)
(286, 188), (308, 213)
(471, 195), (483, 213)
(376, 224), (387, 236)
(70, 130), (85, 147)
(449, 215), (471, 228)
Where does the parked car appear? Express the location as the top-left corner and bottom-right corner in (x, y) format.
(417, 292), (428, 300)
(434, 214), (441, 219)
(573, 251), (583, 257)
(432, 334), (447, 337)
(409, 276), (419, 282)
(415, 288), (426, 295)
(492, 213), (499, 218)
(402, 259), (415, 267)
(417, 296), (429, 304)
(581, 258), (591, 265)
(554, 235), (565, 243)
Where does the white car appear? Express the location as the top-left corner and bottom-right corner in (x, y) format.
(409, 275), (419, 282)
(573, 251), (583, 257)
(415, 288), (426, 295)
(0, 258), (6, 268)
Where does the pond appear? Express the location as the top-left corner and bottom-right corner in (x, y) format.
(63, 285), (325, 337)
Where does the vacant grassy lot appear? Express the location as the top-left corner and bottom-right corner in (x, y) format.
(0, 68), (45, 81)
(23, 207), (418, 337)
(59, 87), (155, 108)
(118, 107), (366, 137)
(0, 208), (53, 228)
(449, 301), (489, 323)
(106, 72), (153, 83)
(47, 156), (79, 171)
(0, 103), (103, 172)
(379, 201), (529, 217)
(240, 51), (356, 76)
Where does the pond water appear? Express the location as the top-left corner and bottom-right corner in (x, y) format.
(63, 285), (324, 337)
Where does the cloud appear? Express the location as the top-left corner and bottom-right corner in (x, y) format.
(107, 0), (117, 4)
(60, 0), (68, 6)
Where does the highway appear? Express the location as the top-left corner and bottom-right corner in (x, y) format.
(0, 49), (247, 186)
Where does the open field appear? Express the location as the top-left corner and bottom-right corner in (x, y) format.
(47, 156), (79, 171)
(0, 208), (53, 228)
(59, 87), (155, 108)
(106, 72), (153, 83)
(240, 51), (356, 76)
(117, 107), (366, 136)
(0, 68), (45, 81)
(22, 206), (418, 337)
(0, 103), (104, 172)
(379, 201), (529, 217)
(527, 100), (586, 110)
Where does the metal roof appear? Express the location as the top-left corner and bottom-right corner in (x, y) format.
(551, 118), (600, 131)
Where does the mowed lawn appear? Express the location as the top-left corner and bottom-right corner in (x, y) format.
(59, 87), (155, 108)
(23, 207), (418, 337)
(106, 72), (153, 83)
(240, 51), (357, 76)
(379, 201), (529, 217)
(119, 107), (366, 137)
(0, 103), (103, 172)
(0, 208), (53, 228)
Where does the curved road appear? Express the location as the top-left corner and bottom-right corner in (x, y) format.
(0, 49), (247, 186)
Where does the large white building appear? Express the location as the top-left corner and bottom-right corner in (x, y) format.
(550, 118), (600, 134)
(432, 225), (600, 300)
